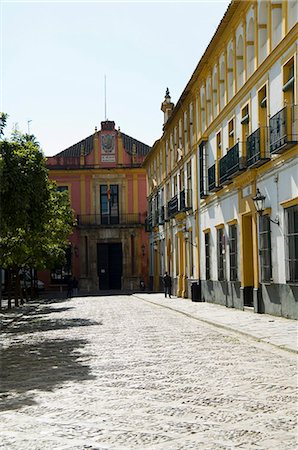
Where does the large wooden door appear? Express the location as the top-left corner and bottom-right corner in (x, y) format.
(97, 243), (122, 290)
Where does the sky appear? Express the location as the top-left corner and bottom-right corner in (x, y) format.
(1, 0), (230, 156)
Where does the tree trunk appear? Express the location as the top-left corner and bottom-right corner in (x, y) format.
(14, 269), (19, 308)
(7, 269), (12, 309)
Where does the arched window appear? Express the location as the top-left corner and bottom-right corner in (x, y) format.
(189, 103), (194, 147)
(227, 46), (234, 101)
(184, 111), (188, 151)
(288, 0), (298, 31)
(212, 66), (218, 117)
(272, 1), (282, 48)
(206, 78), (212, 126)
(258, 1), (268, 63)
(200, 87), (206, 132)
(219, 60), (226, 109)
(236, 34), (244, 89)
(246, 18), (255, 78)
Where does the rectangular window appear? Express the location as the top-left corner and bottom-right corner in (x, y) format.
(199, 141), (207, 198)
(259, 215), (272, 282)
(228, 118), (235, 149)
(229, 224), (238, 281)
(100, 184), (119, 225)
(241, 104), (249, 146)
(187, 161), (192, 207)
(286, 205), (298, 282)
(57, 185), (68, 192)
(217, 227), (225, 280)
(205, 232), (210, 280)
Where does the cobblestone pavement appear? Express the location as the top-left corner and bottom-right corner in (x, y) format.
(0, 295), (297, 450)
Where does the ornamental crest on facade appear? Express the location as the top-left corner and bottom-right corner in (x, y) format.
(101, 134), (115, 154)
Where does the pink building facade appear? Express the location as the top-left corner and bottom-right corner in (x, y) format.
(42, 120), (150, 291)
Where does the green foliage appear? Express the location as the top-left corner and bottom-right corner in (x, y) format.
(0, 113), (8, 138)
(0, 127), (75, 272)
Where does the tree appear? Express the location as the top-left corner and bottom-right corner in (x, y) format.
(0, 113), (8, 138)
(0, 126), (75, 308)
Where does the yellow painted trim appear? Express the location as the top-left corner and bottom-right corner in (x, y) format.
(215, 223), (224, 229)
(271, 3), (282, 9)
(255, 1), (259, 68)
(282, 0), (288, 37)
(252, 212), (259, 289)
(203, 227), (211, 234)
(133, 174), (138, 214)
(80, 174), (86, 215)
(227, 218), (237, 226)
(124, 179), (128, 214)
(280, 197), (298, 209)
(281, 47), (296, 67)
(194, 155), (200, 279)
(263, 207), (272, 216)
(94, 132), (99, 165)
(268, 0), (272, 54)
(117, 134), (123, 165)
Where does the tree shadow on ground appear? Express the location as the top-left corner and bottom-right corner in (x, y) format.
(3, 315), (102, 335)
(0, 337), (95, 411)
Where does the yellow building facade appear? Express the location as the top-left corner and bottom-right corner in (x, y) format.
(144, 0), (298, 319)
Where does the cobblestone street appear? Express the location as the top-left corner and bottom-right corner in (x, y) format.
(0, 295), (297, 450)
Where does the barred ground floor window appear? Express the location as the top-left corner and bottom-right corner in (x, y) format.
(259, 215), (272, 282)
(205, 232), (210, 280)
(217, 227), (225, 281)
(229, 224), (238, 281)
(286, 204), (298, 283)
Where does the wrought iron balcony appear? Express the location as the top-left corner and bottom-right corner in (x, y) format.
(208, 164), (220, 192)
(269, 104), (298, 154)
(219, 142), (246, 186)
(77, 213), (146, 227)
(168, 194), (179, 218)
(246, 127), (270, 168)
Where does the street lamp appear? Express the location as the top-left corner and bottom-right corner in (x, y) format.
(253, 188), (279, 225)
(252, 189), (266, 215)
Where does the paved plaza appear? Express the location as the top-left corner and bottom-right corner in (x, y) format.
(0, 294), (297, 449)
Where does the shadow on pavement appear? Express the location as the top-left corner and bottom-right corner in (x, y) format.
(0, 337), (95, 411)
(3, 315), (102, 335)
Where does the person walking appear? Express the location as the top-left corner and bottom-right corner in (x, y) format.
(163, 272), (172, 298)
(67, 276), (73, 298)
(73, 276), (79, 296)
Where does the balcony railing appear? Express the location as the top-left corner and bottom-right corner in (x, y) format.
(246, 127), (270, 168)
(208, 164), (220, 192)
(168, 195), (179, 217)
(77, 213), (146, 227)
(269, 104), (298, 154)
(219, 142), (246, 186)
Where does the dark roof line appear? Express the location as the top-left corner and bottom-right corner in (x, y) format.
(55, 133), (94, 158)
(121, 132), (151, 156)
(53, 131), (151, 158)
